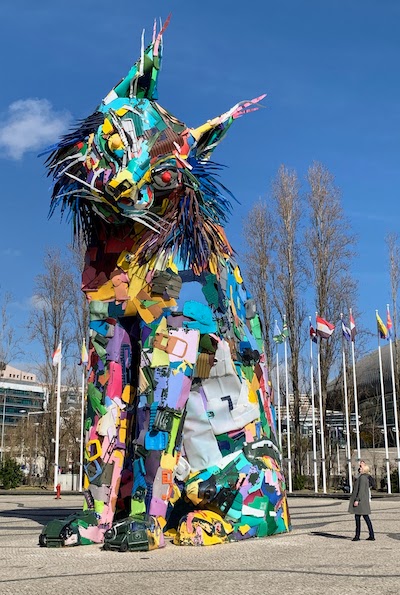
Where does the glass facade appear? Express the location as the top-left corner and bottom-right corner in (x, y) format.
(0, 384), (46, 428)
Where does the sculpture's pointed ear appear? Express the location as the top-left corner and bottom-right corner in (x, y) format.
(190, 95), (266, 159)
(102, 14), (171, 105)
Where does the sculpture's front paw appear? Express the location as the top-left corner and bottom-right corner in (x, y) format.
(103, 514), (165, 552)
(173, 510), (233, 546)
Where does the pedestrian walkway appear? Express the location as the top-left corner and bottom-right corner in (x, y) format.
(0, 494), (399, 594)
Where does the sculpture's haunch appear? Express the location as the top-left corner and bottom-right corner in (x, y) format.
(44, 18), (291, 549)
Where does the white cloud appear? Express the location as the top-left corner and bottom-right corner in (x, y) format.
(7, 295), (48, 312)
(29, 294), (48, 310)
(0, 98), (72, 160)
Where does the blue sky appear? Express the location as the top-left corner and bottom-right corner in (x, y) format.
(1, 0), (399, 369)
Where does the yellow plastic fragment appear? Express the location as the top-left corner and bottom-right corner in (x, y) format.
(102, 118), (113, 134)
(209, 254), (218, 275)
(157, 516), (167, 529)
(85, 439), (102, 461)
(108, 133), (123, 150)
(233, 265), (243, 284)
(86, 280), (115, 301)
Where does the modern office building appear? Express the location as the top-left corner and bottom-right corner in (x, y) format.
(0, 365), (46, 458)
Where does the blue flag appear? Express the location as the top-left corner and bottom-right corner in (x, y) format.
(341, 320), (351, 342)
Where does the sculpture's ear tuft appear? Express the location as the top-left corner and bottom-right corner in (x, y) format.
(41, 110), (104, 168)
(191, 95), (266, 160)
(102, 14), (171, 105)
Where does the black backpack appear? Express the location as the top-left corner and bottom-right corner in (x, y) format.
(368, 474), (376, 490)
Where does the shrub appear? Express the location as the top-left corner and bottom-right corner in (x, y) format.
(0, 457), (24, 489)
(293, 474), (306, 490)
(390, 469), (399, 493)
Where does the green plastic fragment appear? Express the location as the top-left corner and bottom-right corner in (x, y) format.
(80, 536), (94, 545)
(241, 365), (254, 382)
(87, 383), (107, 416)
(256, 521), (269, 537)
(93, 499), (104, 514)
(257, 392), (270, 437)
(250, 315), (263, 350)
(236, 515), (263, 528)
(202, 274), (219, 308)
(130, 499), (146, 516)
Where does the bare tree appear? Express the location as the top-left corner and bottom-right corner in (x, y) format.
(386, 233), (400, 397)
(242, 200), (275, 369)
(68, 234), (89, 356)
(271, 165), (307, 478)
(27, 248), (76, 483)
(305, 162), (357, 483)
(0, 290), (23, 370)
(59, 368), (82, 477)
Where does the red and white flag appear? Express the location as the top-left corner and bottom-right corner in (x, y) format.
(316, 316), (335, 339)
(52, 341), (62, 366)
(349, 311), (356, 342)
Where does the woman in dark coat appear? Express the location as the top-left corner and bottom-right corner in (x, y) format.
(348, 461), (375, 541)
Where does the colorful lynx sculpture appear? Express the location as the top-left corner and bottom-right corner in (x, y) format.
(44, 18), (290, 548)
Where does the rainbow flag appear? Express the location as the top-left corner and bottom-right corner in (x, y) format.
(387, 307), (393, 339)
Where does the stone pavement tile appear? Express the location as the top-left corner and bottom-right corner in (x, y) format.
(0, 496), (399, 595)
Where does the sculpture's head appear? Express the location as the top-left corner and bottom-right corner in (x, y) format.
(45, 17), (265, 268)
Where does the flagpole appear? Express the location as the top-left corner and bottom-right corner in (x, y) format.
(316, 313), (327, 494)
(309, 316), (318, 493)
(53, 342), (62, 493)
(275, 323), (282, 453)
(340, 314), (353, 493)
(376, 310), (391, 494)
(79, 350), (86, 493)
(283, 315), (292, 493)
(387, 304), (400, 491)
(350, 308), (361, 462)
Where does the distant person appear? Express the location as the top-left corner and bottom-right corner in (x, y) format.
(339, 473), (350, 493)
(348, 461), (375, 541)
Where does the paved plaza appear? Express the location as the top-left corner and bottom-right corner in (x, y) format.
(0, 493), (399, 594)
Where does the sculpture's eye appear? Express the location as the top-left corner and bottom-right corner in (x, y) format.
(119, 196), (134, 206)
(151, 166), (179, 191)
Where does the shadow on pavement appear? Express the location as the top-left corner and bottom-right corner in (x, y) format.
(310, 531), (351, 540)
(0, 506), (80, 527)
